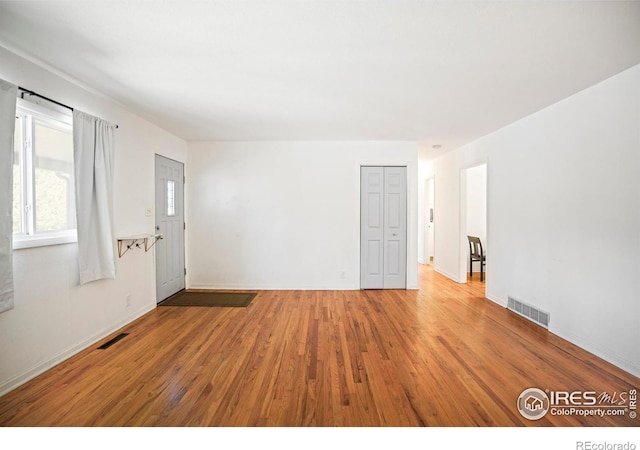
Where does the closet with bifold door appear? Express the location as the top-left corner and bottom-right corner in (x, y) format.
(360, 166), (407, 289)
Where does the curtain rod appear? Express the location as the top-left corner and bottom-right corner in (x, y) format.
(18, 86), (119, 128)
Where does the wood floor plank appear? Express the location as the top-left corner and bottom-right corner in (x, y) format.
(1, 265), (638, 426)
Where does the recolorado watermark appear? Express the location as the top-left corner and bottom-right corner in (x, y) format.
(517, 387), (637, 421)
(576, 442), (636, 450)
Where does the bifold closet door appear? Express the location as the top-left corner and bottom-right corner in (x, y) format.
(360, 166), (407, 289)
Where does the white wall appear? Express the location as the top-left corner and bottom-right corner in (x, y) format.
(0, 45), (187, 395)
(432, 64), (640, 377)
(186, 141), (419, 290)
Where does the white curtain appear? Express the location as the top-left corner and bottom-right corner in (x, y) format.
(73, 110), (117, 284)
(0, 79), (17, 313)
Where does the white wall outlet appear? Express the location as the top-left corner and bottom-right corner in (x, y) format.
(145, 207), (152, 217)
(126, 294), (132, 307)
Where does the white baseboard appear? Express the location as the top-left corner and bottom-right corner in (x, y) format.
(433, 266), (463, 283)
(485, 292), (507, 307)
(189, 283), (419, 291)
(0, 304), (155, 397)
(187, 283), (360, 291)
(550, 328), (640, 379)
(489, 293), (639, 379)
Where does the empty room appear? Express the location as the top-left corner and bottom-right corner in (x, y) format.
(0, 0), (639, 446)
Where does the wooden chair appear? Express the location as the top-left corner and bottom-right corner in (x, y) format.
(467, 235), (486, 282)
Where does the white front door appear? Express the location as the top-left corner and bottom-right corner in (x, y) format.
(155, 154), (185, 302)
(360, 166), (407, 289)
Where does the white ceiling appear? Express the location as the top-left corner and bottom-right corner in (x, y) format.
(1, 1), (639, 153)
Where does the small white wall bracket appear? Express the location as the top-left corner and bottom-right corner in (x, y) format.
(117, 234), (163, 257)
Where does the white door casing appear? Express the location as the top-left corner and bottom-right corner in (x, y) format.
(155, 154), (185, 302)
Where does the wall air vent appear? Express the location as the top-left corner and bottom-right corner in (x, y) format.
(507, 296), (550, 329)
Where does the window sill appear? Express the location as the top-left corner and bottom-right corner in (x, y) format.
(13, 231), (78, 250)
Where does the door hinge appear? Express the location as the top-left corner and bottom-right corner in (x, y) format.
(184, 222), (186, 230)
(184, 267), (187, 276)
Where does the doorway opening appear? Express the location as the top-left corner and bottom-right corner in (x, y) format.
(460, 163), (487, 286)
(423, 177), (435, 266)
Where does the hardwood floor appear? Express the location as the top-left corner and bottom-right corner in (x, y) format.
(0, 265), (638, 426)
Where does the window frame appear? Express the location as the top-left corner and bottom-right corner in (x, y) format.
(13, 98), (77, 250)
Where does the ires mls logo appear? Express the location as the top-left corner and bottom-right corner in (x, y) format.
(517, 388), (550, 420)
(517, 387), (638, 420)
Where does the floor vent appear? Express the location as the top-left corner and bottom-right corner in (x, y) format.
(97, 333), (129, 350)
(507, 297), (549, 329)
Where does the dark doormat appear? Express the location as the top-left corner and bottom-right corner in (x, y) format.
(159, 291), (257, 307)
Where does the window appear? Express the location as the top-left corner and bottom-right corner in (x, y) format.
(167, 180), (176, 217)
(13, 98), (77, 249)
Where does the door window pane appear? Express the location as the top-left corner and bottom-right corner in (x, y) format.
(33, 120), (76, 232)
(167, 180), (175, 217)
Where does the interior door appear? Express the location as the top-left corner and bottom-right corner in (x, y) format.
(360, 166), (407, 289)
(360, 167), (384, 288)
(383, 166), (407, 288)
(155, 154), (185, 302)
